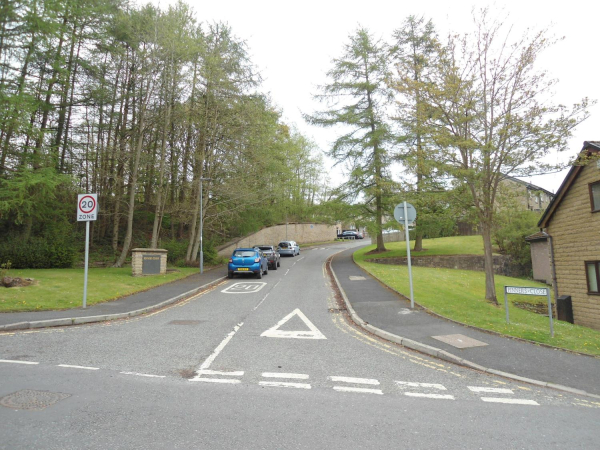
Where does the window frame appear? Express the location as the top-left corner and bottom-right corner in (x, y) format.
(589, 180), (600, 213)
(585, 261), (600, 295)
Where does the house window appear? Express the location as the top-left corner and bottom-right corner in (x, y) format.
(586, 261), (600, 294)
(590, 181), (600, 212)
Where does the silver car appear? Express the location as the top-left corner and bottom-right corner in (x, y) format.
(277, 240), (300, 257)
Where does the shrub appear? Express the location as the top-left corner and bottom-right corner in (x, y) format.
(493, 209), (541, 266)
(0, 236), (76, 269)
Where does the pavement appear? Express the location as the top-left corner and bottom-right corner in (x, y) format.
(1, 246), (599, 399)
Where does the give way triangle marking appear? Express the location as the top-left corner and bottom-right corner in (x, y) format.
(260, 308), (327, 340)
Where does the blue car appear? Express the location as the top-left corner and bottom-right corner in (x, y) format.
(228, 248), (268, 279)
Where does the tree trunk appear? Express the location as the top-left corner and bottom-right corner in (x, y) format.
(481, 220), (498, 305)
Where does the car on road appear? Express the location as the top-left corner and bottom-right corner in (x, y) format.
(254, 245), (281, 270)
(339, 230), (363, 239)
(228, 248), (269, 279)
(277, 240), (300, 256)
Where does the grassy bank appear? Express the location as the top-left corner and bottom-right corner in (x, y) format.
(0, 267), (200, 312)
(354, 241), (600, 356)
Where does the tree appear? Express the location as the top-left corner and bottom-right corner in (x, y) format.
(424, 9), (592, 304)
(390, 16), (442, 251)
(306, 27), (394, 252)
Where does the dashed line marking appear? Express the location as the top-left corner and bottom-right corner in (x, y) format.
(0, 359), (39, 365)
(395, 381), (447, 390)
(262, 372), (309, 379)
(191, 378), (241, 384)
(329, 376), (379, 385)
(481, 397), (539, 405)
(333, 386), (383, 395)
(404, 393), (455, 400)
(259, 381), (311, 389)
(197, 369), (244, 376)
(120, 372), (165, 378)
(469, 386), (513, 394)
(58, 364), (99, 370)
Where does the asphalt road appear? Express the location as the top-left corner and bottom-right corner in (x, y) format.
(1, 242), (599, 449)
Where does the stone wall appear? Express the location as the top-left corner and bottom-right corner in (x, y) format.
(131, 248), (168, 277)
(547, 163), (600, 330)
(218, 223), (338, 257)
(368, 254), (527, 278)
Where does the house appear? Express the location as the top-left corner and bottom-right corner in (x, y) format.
(500, 175), (555, 212)
(538, 141), (600, 330)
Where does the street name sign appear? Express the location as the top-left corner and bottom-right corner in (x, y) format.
(504, 285), (553, 337)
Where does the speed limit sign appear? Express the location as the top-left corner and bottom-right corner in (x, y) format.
(77, 193), (98, 221)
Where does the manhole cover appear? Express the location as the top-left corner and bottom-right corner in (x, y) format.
(0, 390), (71, 411)
(431, 334), (488, 349)
(168, 320), (203, 326)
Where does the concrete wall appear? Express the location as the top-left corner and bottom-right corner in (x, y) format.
(547, 163), (600, 330)
(530, 240), (552, 284)
(218, 223), (338, 257)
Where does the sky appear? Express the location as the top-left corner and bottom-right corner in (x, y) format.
(153, 0), (598, 193)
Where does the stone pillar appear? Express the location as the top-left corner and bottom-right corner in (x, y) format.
(131, 248), (168, 277)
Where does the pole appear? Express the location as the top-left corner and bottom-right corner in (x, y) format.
(404, 201), (414, 309)
(199, 178), (204, 274)
(504, 288), (510, 324)
(547, 289), (554, 337)
(82, 221), (90, 308)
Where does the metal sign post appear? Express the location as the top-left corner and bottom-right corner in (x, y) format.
(504, 286), (554, 337)
(394, 202), (417, 309)
(77, 194), (98, 309)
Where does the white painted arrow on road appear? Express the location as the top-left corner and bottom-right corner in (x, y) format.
(261, 309), (327, 340)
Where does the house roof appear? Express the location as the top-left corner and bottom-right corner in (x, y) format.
(524, 231), (549, 242)
(538, 141), (600, 228)
(501, 175), (555, 197)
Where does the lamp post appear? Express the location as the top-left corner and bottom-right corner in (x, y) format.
(199, 177), (211, 274)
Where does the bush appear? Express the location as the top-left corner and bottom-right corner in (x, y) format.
(493, 210), (541, 266)
(0, 236), (76, 268)
(162, 239), (189, 266)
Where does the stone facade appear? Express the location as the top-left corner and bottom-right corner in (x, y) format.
(544, 161), (600, 330)
(131, 248), (168, 277)
(217, 223), (338, 257)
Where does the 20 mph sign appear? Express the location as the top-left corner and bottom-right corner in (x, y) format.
(77, 194), (98, 221)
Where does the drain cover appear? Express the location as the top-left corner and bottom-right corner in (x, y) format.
(431, 334), (488, 349)
(0, 390), (71, 411)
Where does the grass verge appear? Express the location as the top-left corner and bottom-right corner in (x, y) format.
(364, 235), (496, 259)
(354, 244), (600, 356)
(0, 267), (200, 312)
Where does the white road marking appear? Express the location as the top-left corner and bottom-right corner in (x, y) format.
(253, 292), (270, 311)
(261, 309), (327, 340)
(469, 387), (514, 394)
(285, 269), (290, 275)
(481, 397), (539, 405)
(191, 378), (241, 384)
(262, 372), (309, 379)
(0, 359), (39, 365)
(297, 257), (305, 261)
(333, 386), (383, 395)
(197, 369), (244, 376)
(195, 322), (244, 374)
(404, 393), (455, 400)
(259, 381), (311, 389)
(395, 381), (446, 390)
(58, 364), (99, 370)
(120, 372), (165, 378)
(329, 376), (380, 385)
(221, 282), (266, 294)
